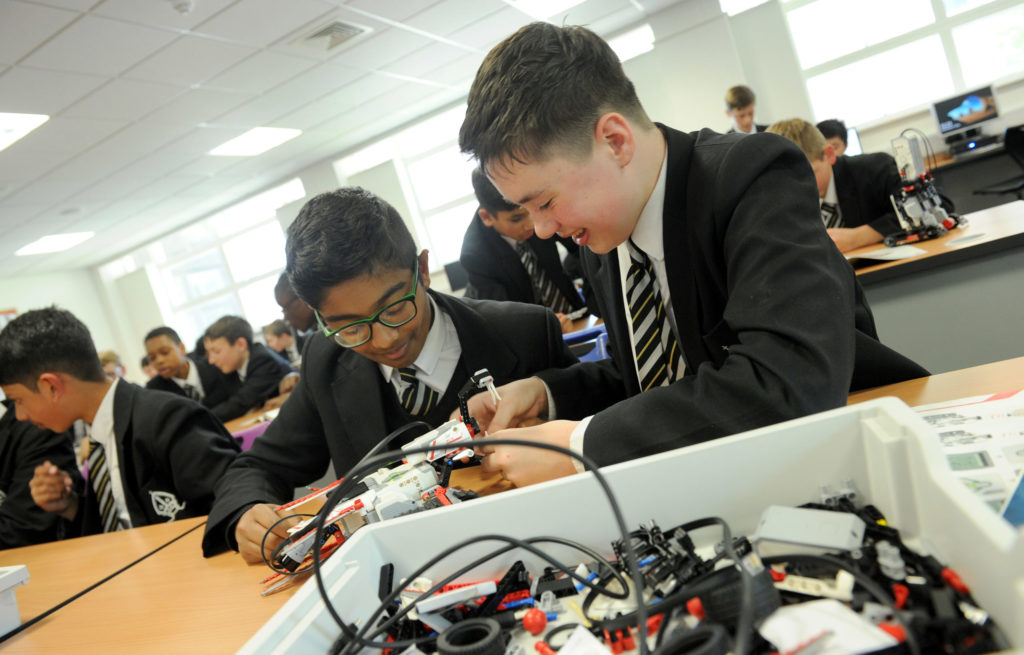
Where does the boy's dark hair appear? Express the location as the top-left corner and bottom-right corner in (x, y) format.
(0, 306), (106, 389)
(286, 187), (417, 308)
(724, 85), (756, 110)
(203, 315), (254, 348)
(263, 319), (293, 338)
(471, 167), (517, 214)
(144, 326), (184, 345)
(816, 118), (848, 146)
(141, 355), (150, 368)
(459, 22), (652, 171)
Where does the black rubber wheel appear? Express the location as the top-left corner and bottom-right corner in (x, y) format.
(438, 617), (505, 655)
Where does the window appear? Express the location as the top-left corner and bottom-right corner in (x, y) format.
(782, 0), (1024, 127)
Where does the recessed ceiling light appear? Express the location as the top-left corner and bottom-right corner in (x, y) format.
(503, 0), (586, 20)
(15, 232), (95, 256)
(209, 127), (302, 156)
(0, 113), (49, 152)
(609, 24), (656, 63)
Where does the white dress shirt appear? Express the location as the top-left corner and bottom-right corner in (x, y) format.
(88, 378), (132, 529)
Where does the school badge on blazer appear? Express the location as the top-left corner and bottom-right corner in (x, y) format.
(150, 490), (186, 520)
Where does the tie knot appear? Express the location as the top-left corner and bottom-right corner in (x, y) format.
(400, 367), (418, 381)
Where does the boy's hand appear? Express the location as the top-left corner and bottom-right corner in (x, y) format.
(235, 503), (302, 564)
(556, 312), (574, 334)
(827, 225), (882, 253)
(30, 461), (78, 519)
(476, 421), (579, 487)
(278, 372), (300, 396)
(452, 377), (549, 433)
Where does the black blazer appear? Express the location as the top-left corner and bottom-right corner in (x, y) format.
(460, 212), (586, 312)
(71, 381), (239, 536)
(537, 126), (927, 467)
(210, 343), (294, 422)
(202, 292), (577, 555)
(0, 402), (77, 548)
(832, 153), (903, 237)
(727, 123), (768, 134)
(145, 355), (232, 411)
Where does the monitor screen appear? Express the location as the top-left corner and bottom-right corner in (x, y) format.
(845, 127), (863, 156)
(933, 86), (998, 135)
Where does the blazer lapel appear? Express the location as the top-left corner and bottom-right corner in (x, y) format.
(332, 352), (389, 458)
(832, 157), (861, 227)
(111, 381), (146, 523)
(433, 291), (520, 383)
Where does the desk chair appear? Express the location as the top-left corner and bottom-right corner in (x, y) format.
(563, 323), (609, 362)
(974, 125), (1024, 200)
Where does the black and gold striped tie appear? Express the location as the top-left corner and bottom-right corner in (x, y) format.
(516, 241), (573, 314)
(86, 440), (122, 533)
(399, 367), (439, 416)
(626, 246), (681, 391)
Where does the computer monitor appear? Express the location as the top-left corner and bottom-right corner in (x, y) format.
(932, 85), (999, 138)
(845, 127), (863, 156)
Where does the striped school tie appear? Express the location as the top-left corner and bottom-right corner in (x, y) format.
(399, 367), (439, 416)
(516, 241), (573, 314)
(821, 201), (841, 228)
(182, 383), (201, 402)
(626, 245), (681, 391)
(86, 440), (122, 533)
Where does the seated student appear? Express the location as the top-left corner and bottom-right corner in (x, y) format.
(460, 167), (589, 332)
(202, 187), (578, 561)
(144, 326), (232, 412)
(768, 118), (902, 252)
(1, 392), (77, 548)
(724, 84), (767, 135)
(98, 350), (125, 379)
(274, 272), (315, 335)
(455, 22), (928, 487)
(202, 316), (294, 422)
(263, 319), (305, 366)
(816, 118), (849, 157)
(140, 356), (157, 380)
(0, 307), (239, 536)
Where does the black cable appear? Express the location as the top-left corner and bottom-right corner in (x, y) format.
(761, 553), (921, 655)
(653, 624), (729, 655)
(261, 512), (317, 575)
(900, 127), (938, 173)
(543, 622), (582, 649)
(310, 438), (648, 654)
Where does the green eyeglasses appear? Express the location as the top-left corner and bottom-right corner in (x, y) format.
(315, 261), (420, 348)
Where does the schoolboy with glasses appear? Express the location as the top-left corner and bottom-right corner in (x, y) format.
(202, 187), (578, 562)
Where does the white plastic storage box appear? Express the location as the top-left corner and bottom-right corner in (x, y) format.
(240, 398), (1024, 653)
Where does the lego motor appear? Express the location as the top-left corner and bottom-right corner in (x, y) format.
(886, 134), (963, 247)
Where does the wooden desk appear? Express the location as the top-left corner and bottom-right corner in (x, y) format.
(0, 517), (205, 626)
(848, 355), (1024, 408)
(0, 521), (297, 655)
(224, 407), (278, 435)
(845, 200), (1024, 374)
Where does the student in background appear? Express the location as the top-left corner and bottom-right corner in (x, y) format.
(140, 356), (157, 380)
(144, 326), (231, 413)
(768, 118), (901, 252)
(0, 307), (239, 536)
(724, 84), (767, 135)
(274, 273), (315, 335)
(460, 167), (589, 332)
(202, 187), (578, 561)
(817, 118), (849, 156)
(202, 315), (294, 422)
(1, 391), (77, 548)
(98, 350), (125, 379)
(263, 319), (305, 366)
(455, 22), (927, 486)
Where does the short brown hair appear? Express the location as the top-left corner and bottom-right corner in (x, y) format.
(767, 118), (827, 160)
(459, 22), (652, 172)
(724, 85), (756, 111)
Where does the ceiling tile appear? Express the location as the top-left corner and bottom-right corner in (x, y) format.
(382, 42), (466, 78)
(274, 72), (402, 130)
(192, 0), (336, 47)
(204, 50), (318, 94)
(123, 35), (256, 87)
(6, 116), (125, 154)
(145, 87), (253, 126)
(21, 14), (178, 76)
(0, 151), (70, 185)
(326, 27), (433, 71)
(92, 0), (237, 31)
(61, 78), (185, 121)
(0, 66), (107, 113)
(176, 155), (245, 176)
(0, 205), (48, 229)
(340, 0), (442, 22)
(403, 0), (504, 37)
(22, 0), (99, 10)
(427, 52), (484, 87)
(161, 125), (249, 157)
(0, 2), (80, 65)
(446, 6), (525, 51)
(72, 169), (160, 204)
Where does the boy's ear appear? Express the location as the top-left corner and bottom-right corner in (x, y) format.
(234, 337), (249, 351)
(478, 208), (497, 228)
(417, 249), (432, 289)
(595, 112), (635, 167)
(37, 372), (65, 401)
(823, 143), (837, 166)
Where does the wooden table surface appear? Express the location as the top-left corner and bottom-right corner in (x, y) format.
(846, 200), (1024, 282)
(848, 355), (1024, 408)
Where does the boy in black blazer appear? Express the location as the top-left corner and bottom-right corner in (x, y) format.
(460, 168), (589, 329)
(144, 326), (231, 412)
(768, 118), (902, 252)
(202, 315), (294, 422)
(0, 307), (239, 537)
(0, 396), (76, 548)
(456, 22), (927, 486)
(203, 187), (578, 561)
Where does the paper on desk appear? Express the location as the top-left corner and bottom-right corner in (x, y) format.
(914, 389), (1024, 521)
(845, 245), (926, 261)
(758, 599), (897, 654)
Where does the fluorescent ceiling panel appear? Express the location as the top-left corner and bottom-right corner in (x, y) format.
(209, 127), (302, 156)
(0, 113), (49, 152)
(16, 231), (95, 256)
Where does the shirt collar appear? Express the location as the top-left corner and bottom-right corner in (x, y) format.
(89, 377), (119, 446)
(378, 295), (446, 381)
(627, 146), (669, 262)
